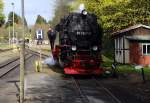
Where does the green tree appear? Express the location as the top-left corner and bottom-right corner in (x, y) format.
(76, 0), (150, 33)
(0, 0), (5, 27)
(9, 12), (21, 24)
(35, 15), (47, 25)
(5, 12), (28, 27)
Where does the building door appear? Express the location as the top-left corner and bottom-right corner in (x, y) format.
(129, 42), (140, 64)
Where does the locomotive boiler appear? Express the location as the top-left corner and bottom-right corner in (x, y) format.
(50, 9), (103, 75)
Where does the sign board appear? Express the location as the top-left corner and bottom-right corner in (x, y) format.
(36, 29), (44, 40)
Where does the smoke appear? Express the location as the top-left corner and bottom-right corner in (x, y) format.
(43, 55), (56, 66)
(72, 3), (86, 13)
(79, 3), (85, 13)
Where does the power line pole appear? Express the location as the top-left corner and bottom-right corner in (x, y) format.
(8, 20), (11, 47)
(20, 0), (25, 103)
(11, 3), (15, 44)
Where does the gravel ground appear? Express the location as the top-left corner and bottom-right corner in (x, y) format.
(24, 73), (83, 103)
(24, 65), (150, 103)
(101, 74), (150, 103)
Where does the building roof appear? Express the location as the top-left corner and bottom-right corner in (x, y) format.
(126, 35), (150, 41)
(112, 24), (150, 36)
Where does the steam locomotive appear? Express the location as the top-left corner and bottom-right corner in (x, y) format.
(50, 10), (103, 75)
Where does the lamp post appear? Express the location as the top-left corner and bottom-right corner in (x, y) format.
(8, 19), (12, 47)
(11, 2), (15, 44)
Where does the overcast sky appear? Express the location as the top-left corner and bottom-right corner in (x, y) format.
(3, 0), (57, 25)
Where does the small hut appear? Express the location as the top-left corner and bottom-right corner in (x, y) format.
(113, 24), (150, 65)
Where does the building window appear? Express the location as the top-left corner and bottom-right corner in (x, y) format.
(147, 45), (150, 53)
(143, 45), (146, 54)
(142, 44), (150, 55)
(115, 38), (122, 50)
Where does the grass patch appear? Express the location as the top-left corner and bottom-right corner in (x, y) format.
(101, 55), (150, 75)
(41, 48), (51, 52)
(117, 64), (150, 74)
(142, 67), (150, 74)
(41, 48), (51, 55)
(101, 55), (113, 67)
(116, 64), (136, 73)
(0, 44), (10, 49)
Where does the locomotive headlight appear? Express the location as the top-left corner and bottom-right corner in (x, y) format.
(82, 10), (87, 15)
(92, 46), (98, 51)
(71, 46), (77, 51)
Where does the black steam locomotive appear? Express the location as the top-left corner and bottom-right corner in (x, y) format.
(52, 10), (103, 75)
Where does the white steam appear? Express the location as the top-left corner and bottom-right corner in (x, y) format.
(43, 56), (56, 66)
(79, 3), (85, 13)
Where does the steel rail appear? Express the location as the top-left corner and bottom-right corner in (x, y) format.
(26, 49), (49, 58)
(71, 76), (91, 103)
(93, 77), (121, 103)
(0, 54), (34, 78)
(0, 57), (19, 69)
(0, 54), (28, 69)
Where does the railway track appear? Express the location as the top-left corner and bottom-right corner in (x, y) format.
(71, 76), (90, 103)
(0, 53), (29, 68)
(26, 49), (49, 58)
(0, 54), (33, 78)
(0, 48), (49, 78)
(93, 77), (121, 103)
(0, 49), (49, 69)
(0, 57), (20, 68)
(71, 76), (121, 103)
